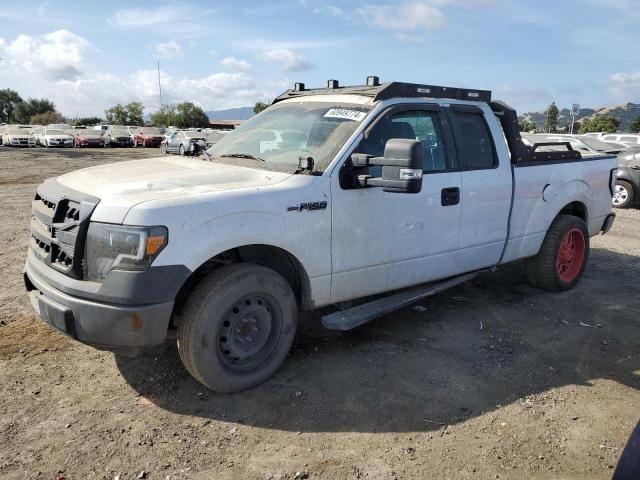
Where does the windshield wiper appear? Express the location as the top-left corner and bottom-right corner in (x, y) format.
(220, 153), (266, 162)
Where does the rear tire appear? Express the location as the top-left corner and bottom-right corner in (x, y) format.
(526, 214), (589, 292)
(613, 180), (634, 209)
(177, 263), (297, 393)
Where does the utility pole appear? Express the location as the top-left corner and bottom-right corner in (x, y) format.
(157, 61), (163, 110)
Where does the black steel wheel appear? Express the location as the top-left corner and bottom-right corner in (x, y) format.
(177, 263), (297, 393)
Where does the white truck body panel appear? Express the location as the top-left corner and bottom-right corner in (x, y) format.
(43, 95), (616, 309)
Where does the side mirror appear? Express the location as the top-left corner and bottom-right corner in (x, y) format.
(351, 138), (423, 193)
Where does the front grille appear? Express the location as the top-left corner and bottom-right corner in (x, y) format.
(29, 180), (99, 279)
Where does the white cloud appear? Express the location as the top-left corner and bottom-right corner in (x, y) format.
(262, 48), (314, 72)
(358, 1), (445, 31)
(1, 29), (90, 81)
(221, 56), (251, 72)
(609, 71), (640, 102)
(154, 40), (183, 59)
(0, 33), (277, 116)
(356, 0), (497, 32)
(109, 6), (175, 27)
(313, 5), (344, 16)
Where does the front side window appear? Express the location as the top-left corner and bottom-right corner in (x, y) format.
(356, 110), (448, 173)
(207, 102), (371, 173)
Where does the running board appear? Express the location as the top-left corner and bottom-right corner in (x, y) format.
(321, 271), (480, 331)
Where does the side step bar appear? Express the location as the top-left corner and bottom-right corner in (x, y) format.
(322, 271), (480, 331)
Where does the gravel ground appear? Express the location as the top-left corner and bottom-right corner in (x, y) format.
(0, 146), (638, 480)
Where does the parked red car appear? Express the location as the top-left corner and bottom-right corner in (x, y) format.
(74, 130), (106, 147)
(133, 127), (165, 147)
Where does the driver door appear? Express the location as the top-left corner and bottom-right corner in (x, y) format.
(330, 105), (463, 303)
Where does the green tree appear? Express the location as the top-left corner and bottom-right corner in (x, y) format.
(105, 104), (127, 124)
(75, 116), (104, 126)
(29, 111), (65, 125)
(519, 119), (537, 132)
(0, 89), (23, 123)
(578, 115), (621, 134)
(149, 104), (178, 127)
(629, 115), (640, 133)
(14, 98), (56, 124)
(175, 102), (210, 128)
(150, 102), (210, 128)
(104, 102), (144, 125)
(544, 102), (559, 133)
(254, 101), (269, 114)
(126, 102), (145, 126)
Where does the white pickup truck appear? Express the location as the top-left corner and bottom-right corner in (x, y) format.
(24, 78), (617, 392)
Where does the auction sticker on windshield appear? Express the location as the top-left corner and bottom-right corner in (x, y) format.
(324, 108), (367, 121)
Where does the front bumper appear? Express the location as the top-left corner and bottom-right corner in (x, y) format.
(24, 250), (190, 354)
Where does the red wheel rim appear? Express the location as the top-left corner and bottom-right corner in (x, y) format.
(556, 228), (585, 282)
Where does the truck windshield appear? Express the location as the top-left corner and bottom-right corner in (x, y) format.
(206, 101), (371, 172)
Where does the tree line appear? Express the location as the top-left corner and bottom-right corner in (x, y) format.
(520, 101), (640, 134)
(0, 88), (213, 128)
(0, 89), (65, 125)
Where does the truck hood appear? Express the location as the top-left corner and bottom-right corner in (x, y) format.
(56, 156), (293, 223)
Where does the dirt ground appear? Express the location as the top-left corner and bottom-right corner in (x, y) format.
(0, 146), (638, 480)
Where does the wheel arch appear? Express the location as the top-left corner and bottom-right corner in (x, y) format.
(557, 200), (588, 223)
(172, 243), (313, 323)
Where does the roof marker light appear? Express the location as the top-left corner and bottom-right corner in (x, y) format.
(294, 82), (305, 91)
(327, 79), (339, 89)
(367, 76), (380, 87)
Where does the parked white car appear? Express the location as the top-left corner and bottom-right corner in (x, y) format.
(24, 79), (616, 393)
(46, 123), (72, 131)
(600, 133), (640, 148)
(1, 128), (36, 147)
(41, 128), (74, 147)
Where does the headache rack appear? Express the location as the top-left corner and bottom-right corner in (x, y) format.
(489, 100), (582, 164)
(272, 76), (492, 104)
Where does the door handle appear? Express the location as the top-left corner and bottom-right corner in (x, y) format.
(631, 165), (640, 170)
(441, 187), (460, 206)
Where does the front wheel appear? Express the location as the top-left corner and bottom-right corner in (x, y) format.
(526, 214), (589, 291)
(160, 143), (167, 154)
(179, 145), (185, 156)
(177, 264), (297, 393)
(613, 180), (634, 209)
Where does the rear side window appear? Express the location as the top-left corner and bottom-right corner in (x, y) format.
(452, 111), (496, 169)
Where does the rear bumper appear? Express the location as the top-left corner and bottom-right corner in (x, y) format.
(24, 251), (190, 354)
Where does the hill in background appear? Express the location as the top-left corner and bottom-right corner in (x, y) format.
(519, 102), (640, 132)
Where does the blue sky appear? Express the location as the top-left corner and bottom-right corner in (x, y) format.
(0, 0), (638, 117)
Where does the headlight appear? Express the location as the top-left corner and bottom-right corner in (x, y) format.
(84, 223), (168, 282)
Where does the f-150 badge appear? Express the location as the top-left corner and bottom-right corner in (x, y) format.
(287, 201), (327, 212)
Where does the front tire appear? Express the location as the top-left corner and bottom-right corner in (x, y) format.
(177, 264), (297, 393)
(613, 180), (634, 209)
(179, 145), (185, 156)
(160, 143), (167, 154)
(526, 214), (589, 292)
